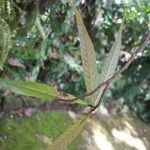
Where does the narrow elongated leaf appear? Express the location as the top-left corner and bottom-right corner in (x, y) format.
(0, 78), (59, 100)
(0, 78), (87, 105)
(69, 1), (97, 104)
(66, 94), (88, 105)
(95, 23), (123, 105)
(49, 114), (88, 150)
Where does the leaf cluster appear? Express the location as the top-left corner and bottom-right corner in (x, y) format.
(0, 0), (150, 149)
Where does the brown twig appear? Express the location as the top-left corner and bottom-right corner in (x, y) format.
(89, 83), (109, 112)
(56, 32), (150, 103)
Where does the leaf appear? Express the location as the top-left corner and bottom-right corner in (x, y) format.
(49, 114), (88, 150)
(69, 0), (97, 105)
(0, 78), (59, 100)
(0, 78), (87, 105)
(95, 23), (123, 105)
(65, 93), (88, 105)
(8, 58), (25, 68)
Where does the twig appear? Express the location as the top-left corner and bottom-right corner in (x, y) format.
(89, 83), (108, 112)
(56, 32), (150, 103)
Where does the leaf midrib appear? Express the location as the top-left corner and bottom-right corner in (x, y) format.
(10, 82), (59, 98)
(102, 31), (121, 82)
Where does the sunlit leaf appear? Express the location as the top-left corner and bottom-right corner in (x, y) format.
(0, 78), (59, 100)
(49, 114), (88, 150)
(69, 0), (97, 105)
(0, 78), (87, 105)
(95, 23), (123, 105)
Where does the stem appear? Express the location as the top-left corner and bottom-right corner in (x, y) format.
(56, 32), (150, 104)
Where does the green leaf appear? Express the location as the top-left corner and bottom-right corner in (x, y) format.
(0, 78), (59, 100)
(69, 0), (97, 105)
(95, 23), (123, 105)
(0, 78), (87, 105)
(49, 114), (88, 150)
(0, 20), (11, 70)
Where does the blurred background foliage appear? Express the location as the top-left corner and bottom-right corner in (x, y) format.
(0, 0), (150, 122)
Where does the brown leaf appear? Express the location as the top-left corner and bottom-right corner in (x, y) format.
(8, 58), (25, 68)
(49, 46), (60, 59)
(24, 108), (35, 117)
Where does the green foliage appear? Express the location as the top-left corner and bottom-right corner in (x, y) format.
(49, 114), (88, 150)
(112, 55), (150, 122)
(35, 0), (46, 39)
(0, 0), (150, 149)
(69, 0), (97, 105)
(95, 22), (123, 105)
(0, 78), (59, 100)
(87, 0), (150, 122)
(0, 19), (11, 70)
(0, 1), (125, 147)
(0, 111), (81, 150)
(0, 78), (87, 105)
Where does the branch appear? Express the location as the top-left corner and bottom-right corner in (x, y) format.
(56, 32), (150, 103)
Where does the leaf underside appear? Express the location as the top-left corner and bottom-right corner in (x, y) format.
(69, 0), (97, 105)
(95, 23), (123, 105)
(49, 114), (88, 150)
